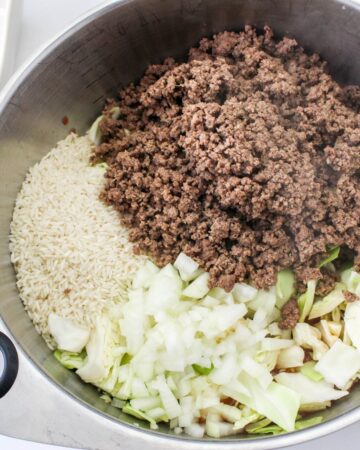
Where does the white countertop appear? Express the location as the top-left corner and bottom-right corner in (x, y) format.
(0, 0), (359, 448)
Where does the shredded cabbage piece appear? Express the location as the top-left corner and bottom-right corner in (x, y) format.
(275, 372), (348, 404)
(276, 269), (295, 308)
(48, 313), (90, 353)
(318, 247), (340, 268)
(344, 301), (360, 350)
(54, 349), (85, 369)
(122, 404), (159, 429)
(315, 340), (360, 389)
(298, 280), (317, 322)
(309, 284), (345, 320)
(300, 361), (324, 382)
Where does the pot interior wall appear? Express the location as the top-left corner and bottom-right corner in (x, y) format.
(0, 0), (360, 440)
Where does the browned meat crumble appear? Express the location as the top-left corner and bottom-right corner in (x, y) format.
(278, 298), (301, 330)
(344, 291), (358, 303)
(92, 26), (360, 291)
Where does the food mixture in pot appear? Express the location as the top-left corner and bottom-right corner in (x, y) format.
(9, 26), (360, 438)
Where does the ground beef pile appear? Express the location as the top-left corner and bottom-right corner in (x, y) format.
(92, 26), (360, 291)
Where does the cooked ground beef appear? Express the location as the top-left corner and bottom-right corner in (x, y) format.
(278, 298), (300, 330)
(93, 26), (360, 291)
(344, 291), (358, 303)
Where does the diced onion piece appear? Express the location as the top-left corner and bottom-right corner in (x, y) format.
(211, 403), (242, 423)
(182, 272), (210, 299)
(315, 340), (360, 389)
(174, 252), (200, 281)
(132, 261), (160, 289)
(185, 423), (205, 438)
(131, 377), (149, 398)
(146, 270), (182, 313)
(48, 313), (90, 353)
(210, 353), (238, 385)
(154, 375), (182, 419)
(232, 283), (258, 303)
(205, 417), (236, 438)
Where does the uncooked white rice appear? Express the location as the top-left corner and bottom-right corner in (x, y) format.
(9, 133), (147, 348)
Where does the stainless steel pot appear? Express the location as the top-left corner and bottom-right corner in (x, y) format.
(1, 1), (360, 448)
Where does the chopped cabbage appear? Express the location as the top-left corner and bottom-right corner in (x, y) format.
(76, 315), (115, 383)
(54, 349), (85, 370)
(300, 361), (324, 382)
(315, 320), (342, 347)
(241, 355), (273, 389)
(192, 363), (214, 376)
(275, 372), (348, 404)
(122, 404), (158, 430)
(315, 340), (360, 389)
(308, 284), (345, 320)
(318, 246), (340, 268)
(295, 416), (323, 430)
(48, 313), (90, 353)
(341, 268), (360, 295)
(261, 338), (294, 352)
(298, 280), (317, 322)
(276, 269), (295, 308)
(88, 106), (121, 145)
(233, 373), (300, 432)
(293, 323), (329, 360)
(344, 301), (360, 350)
(299, 402), (330, 412)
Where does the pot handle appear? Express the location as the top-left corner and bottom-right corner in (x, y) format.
(0, 332), (18, 398)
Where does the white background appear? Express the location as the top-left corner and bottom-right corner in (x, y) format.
(0, 0), (359, 449)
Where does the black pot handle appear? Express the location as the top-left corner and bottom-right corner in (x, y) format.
(0, 332), (19, 398)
